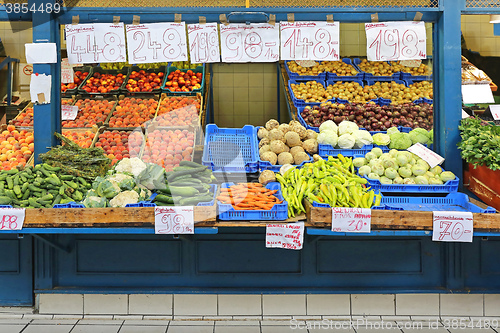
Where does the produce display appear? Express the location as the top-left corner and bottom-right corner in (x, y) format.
(391, 61), (432, 76)
(287, 60), (359, 77)
(142, 129), (195, 171)
(357, 59), (401, 76)
(109, 97), (158, 128)
(10, 107), (33, 127)
(216, 183), (282, 210)
(164, 69), (203, 93)
(61, 69), (89, 93)
(100, 62), (169, 70)
(81, 72), (125, 94)
(124, 70), (164, 93)
(95, 130), (143, 165)
(155, 96), (201, 127)
(171, 61), (201, 69)
(355, 147), (455, 185)
(290, 81), (332, 104)
(0, 126), (33, 171)
(458, 117), (500, 171)
(62, 98), (115, 128)
(61, 99), (74, 105)
(62, 130), (95, 148)
(301, 102), (433, 131)
(258, 119), (318, 166)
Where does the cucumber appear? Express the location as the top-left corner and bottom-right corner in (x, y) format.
(154, 194), (174, 204)
(179, 195), (214, 206)
(179, 160), (205, 168)
(6, 176), (13, 190)
(169, 186), (199, 197)
(167, 166), (208, 182)
(60, 175), (74, 181)
(0, 196), (12, 205)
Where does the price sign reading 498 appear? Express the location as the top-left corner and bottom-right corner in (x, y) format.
(365, 21), (427, 61)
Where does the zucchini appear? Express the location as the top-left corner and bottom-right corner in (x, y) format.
(179, 160), (206, 168)
(60, 175), (74, 181)
(153, 194), (174, 204)
(169, 186), (199, 197)
(179, 195), (214, 206)
(0, 196), (12, 205)
(167, 166), (208, 182)
(6, 176), (13, 190)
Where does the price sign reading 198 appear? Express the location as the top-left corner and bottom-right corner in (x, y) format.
(365, 21), (427, 61)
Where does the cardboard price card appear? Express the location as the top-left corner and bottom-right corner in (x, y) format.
(187, 23), (220, 63)
(154, 206), (194, 234)
(266, 222), (304, 250)
(332, 207), (371, 233)
(0, 208), (25, 231)
(407, 143), (444, 169)
(432, 211), (473, 243)
(61, 105), (79, 121)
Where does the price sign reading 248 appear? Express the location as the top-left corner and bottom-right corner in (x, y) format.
(220, 24), (279, 63)
(365, 21), (427, 61)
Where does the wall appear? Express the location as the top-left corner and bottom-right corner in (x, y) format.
(461, 15), (500, 56)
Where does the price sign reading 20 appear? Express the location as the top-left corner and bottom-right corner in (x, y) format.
(365, 21), (427, 61)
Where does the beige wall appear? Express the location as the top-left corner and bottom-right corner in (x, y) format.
(461, 15), (500, 56)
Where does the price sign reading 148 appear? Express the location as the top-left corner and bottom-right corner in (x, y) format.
(365, 21), (427, 61)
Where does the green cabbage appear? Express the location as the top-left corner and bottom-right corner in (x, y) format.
(337, 133), (356, 149)
(96, 180), (121, 199)
(319, 120), (338, 134)
(409, 128), (430, 145)
(389, 132), (413, 150)
(358, 165), (371, 176)
(387, 126), (400, 135)
(353, 157), (367, 167)
(82, 195), (107, 208)
(371, 147), (383, 157)
(372, 133), (390, 146)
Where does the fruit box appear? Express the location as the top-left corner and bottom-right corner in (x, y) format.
(63, 95), (118, 129)
(468, 163), (500, 211)
(154, 93), (203, 129)
(78, 66), (130, 95)
(92, 128), (145, 165)
(10, 102), (33, 129)
(107, 95), (160, 129)
(288, 80), (333, 108)
(285, 60), (327, 81)
(355, 58), (403, 81)
(121, 65), (166, 95)
(62, 127), (100, 149)
(161, 65), (205, 96)
(62, 66), (92, 97)
(325, 58), (364, 81)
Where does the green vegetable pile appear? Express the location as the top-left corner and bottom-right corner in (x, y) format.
(275, 155), (381, 217)
(458, 117), (500, 171)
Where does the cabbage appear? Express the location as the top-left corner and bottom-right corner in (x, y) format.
(411, 164), (427, 176)
(389, 149), (399, 158)
(428, 129), (433, 145)
(371, 147), (383, 157)
(82, 195), (107, 208)
(358, 165), (371, 176)
(365, 152), (377, 161)
(403, 177), (416, 184)
(352, 130), (373, 148)
(338, 120), (359, 136)
(337, 133), (356, 149)
(353, 157), (367, 168)
(387, 126), (400, 135)
(371, 163), (385, 176)
(319, 120), (338, 134)
(440, 171), (456, 182)
(384, 167), (398, 179)
(369, 158), (381, 168)
(398, 167), (412, 178)
(380, 176), (393, 184)
(393, 176), (404, 184)
(409, 128), (430, 145)
(367, 173), (380, 180)
(372, 133), (390, 146)
(429, 177), (444, 185)
(317, 130), (339, 146)
(389, 132), (412, 150)
(108, 173), (136, 191)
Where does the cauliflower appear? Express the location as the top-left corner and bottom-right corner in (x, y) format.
(109, 190), (140, 207)
(317, 130), (338, 147)
(319, 120), (338, 134)
(337, 133), (356, 149)
(409, 128), (430, 145)
(338, 120), (359, 136)
(372, 133), (390, 146)
(114, 157), (147, 178)
(134, 184), (152, 201)
(388, 132), (412, 150)
(352, 130), (373, 148)
(108, 173), (136, 190)
(82, 195), (107, 208)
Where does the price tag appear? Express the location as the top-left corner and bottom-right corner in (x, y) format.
(331, 207), (371, 233)
(280, 21), (340, 61)
(399, 59), (422, 68)
(65, 24), (97, 64)
(266, 222), (304, 250)
(220, 23), (280, 63)
(462, 84), (495, 104)
(0, 208), (25, 231)
(462, 109), (470, 119)
(93, 23), (126, 63)
(61, 105), (79, 121)
(296, 60), (318, 67)
(126, 23), (188, 64)
(407, 143), (444, 169)
(61, 58), (74, 84)
(187, 23), (220, 63)
(490, 105), (500, 120)
(432, 211), (473, 243)
(365, 21), (426, 61)
(154, 206), (194, 234)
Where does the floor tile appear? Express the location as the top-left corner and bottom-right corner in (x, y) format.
(22, 324), (74, 333)
(129, 295), (172, 316)
(307, 294), (350, 316)
(31, 319), (79, 325)
(215, 321), (260, 326)
(396, 294), (439, 316)
(214, 326), (260, 333)
(261, 320), (299, 326)
(262, 295), (306, 316)
(38, 294), (83, 315)
(77, 320), (123, 325)
(84, 295), (128, 315)
(167, 326), (213, 333)
(0, 319), (31, 325)
(170, 321), (215, 326)
(118, 326), (168, 333)
(351, 294), (395, 316)
(261, 326), (299, 333)
(441, 294), (484, 316)
(123, 320), (170, 326)
(0, 314), (23, 319)
(0, 324), (29, 333)
(402, 327), (449, 333)
(71, 325), (122, 333)
(173, 295), (217, 316)
(218, 295), (261, 316)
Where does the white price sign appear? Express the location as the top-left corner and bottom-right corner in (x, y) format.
(332, 207), (371, 233)
(0, 208), (25, 231)
(126, 23), (188, 64)
(61, 58), (74, 84)
(432, 211), (473, 243)
(65, 23), (126, 64)
(266, 222), (304, 250)
(407, 143), (444, 169)
(154, 206), (194, 234)
(61, 105), (79, 121)
(187, 23), (220, 63)
(280, 21), (339, 61)
(365, 21), (426, 61)
(220, 23), (280, 63)
(490, 105), (500, 120)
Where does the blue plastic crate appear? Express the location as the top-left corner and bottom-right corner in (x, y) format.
(161, 65), (205, 96)
(326, 78), (364, 88)
(148, 184), (217, 206)
(356, 59), (402, 80)
(310, 189), (385, 209)
(363, 175), (459, 193)
(318, 143), (374, 158)
(125, 201), (157, 207)
(217, 182), (288, 221)
(285, 61), (327, 81)
(380, 193), (496, 213)
(326, 58), (364, 81)
(53, 202), (85, 208)
(401, 72), (433, 82)
(0, 205), (13, 208)
(288, 80), (333, 107)
(413, 97), (434, 105)
(202, 124), (259, 173)
(365, 78), (408, 87)
(297, 107), (321, 133)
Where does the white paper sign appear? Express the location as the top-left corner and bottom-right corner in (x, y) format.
(407, 143), (444, 169)
(331, 207), (371, 233)
(61, 105), (79, 120)
(462, 84), (495, 104)
(93, 23), (126, 63)
(365, 21), (426, 61)
(0, 208), (25, 231)
(25, 43), (57, 64)
(30, 73), (51, 104)
(400, 59), (422, 68)
(154, 206), (194, 234)
(126, 23), (188, 64)
(490, 105), (500, 120)
(266, 222), (304, 250)
(280, 21), (340, 61)
(432, 211), (473, 242)
(187, 23), (220, 63)
(65, 24), (97, 64)
(462, 109), (470, 119)
(220, 23), (280, 63)
(61, 58), (74, 84)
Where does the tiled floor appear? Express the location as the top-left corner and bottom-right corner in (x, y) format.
(1, 315), (500, 332)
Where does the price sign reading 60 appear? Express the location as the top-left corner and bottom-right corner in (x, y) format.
(365, 21), (427, 61)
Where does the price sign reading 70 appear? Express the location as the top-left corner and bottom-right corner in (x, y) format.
(365, 21), (427, 61)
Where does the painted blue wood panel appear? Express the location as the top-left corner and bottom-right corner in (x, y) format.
(0, 236), (32, 305)
(463, 237), (500, 290)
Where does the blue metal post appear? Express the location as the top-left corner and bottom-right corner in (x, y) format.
(32, 0), (60, 164)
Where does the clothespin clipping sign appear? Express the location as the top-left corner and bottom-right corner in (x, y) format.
(132, 15), (140, 25)
(174, 14), (182, 23)
(326, 14), (334, 23)
(414, 12), (423, 21)
(220, 14), (228, 26)
(113, 16), (120, 24)
(287, 13), (295, 23)
(72, 15), (79, 25)
(199, 16), (207, 25)
(371, 13), (379, 23)
(268, 14), (276, 26)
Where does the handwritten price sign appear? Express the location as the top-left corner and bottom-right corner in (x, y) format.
(154, 206), (194, 234)
(126, 23), (188, 64)
(188, 23), (220, 63)
(266, 222), (304, 250)
(61, 58), (74, 84)
(220, 23), (279, 63)
(365, 21), (426, 61)
(65, 23), (126, 64)
(332, 207), (371, 233)
(280, 21), (339, 61)
(0, 208), (25, 231)
(407, 143), (444, 169)
(432, 211), (473, 243)
(61, 105), (79, 121)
